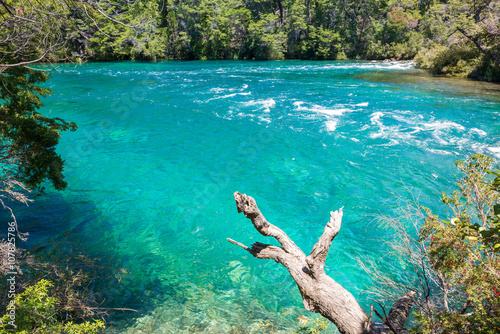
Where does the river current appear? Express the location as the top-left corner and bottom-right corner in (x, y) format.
(14, 61), (500, 332)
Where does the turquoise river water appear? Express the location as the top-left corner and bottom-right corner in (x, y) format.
(10, 61), (500, 333)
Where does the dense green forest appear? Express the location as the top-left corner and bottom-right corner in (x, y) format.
(46, 0), (499, 81)
(0, 0), (499, 80)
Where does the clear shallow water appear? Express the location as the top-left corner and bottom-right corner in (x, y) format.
(12, 61), (500, 332)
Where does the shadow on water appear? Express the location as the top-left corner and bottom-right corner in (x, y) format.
(2, 191), (305, 333)
(0, 191), (193, 330)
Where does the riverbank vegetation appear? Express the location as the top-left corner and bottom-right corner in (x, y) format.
(1, 1), (499, 80)
(8, 0), (493, 81)
(363, 154), (500, 333)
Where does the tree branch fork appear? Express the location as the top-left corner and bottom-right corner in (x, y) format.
(228, 192), (415, 334)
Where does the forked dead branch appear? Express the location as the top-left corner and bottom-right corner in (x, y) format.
(228, 192), (415, 334)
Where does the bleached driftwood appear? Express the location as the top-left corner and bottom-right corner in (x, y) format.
(228, 192), (414, 334)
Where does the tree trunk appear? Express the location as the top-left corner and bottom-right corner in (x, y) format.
(228, 192), (415, 334)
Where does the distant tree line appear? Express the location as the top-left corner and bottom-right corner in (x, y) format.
(42, 0), (498, 81)
(1, 0), (498, 80)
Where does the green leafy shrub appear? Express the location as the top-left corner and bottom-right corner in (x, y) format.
(414, 44), (447, 69)
(414, 154), (500, 333)
(470, 50), (500, 82)
(0, 280), (105, 334)
(366, 31), (423, 60)
(365, 154), (500, 333)
(415, 43), (480, 76)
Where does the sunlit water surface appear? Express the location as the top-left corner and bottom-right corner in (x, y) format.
(12, 61), (500, 333)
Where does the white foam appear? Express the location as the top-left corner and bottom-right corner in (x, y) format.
(355, 102), (369, 107)
(366, 110), (492, 158)
(241, 99), (276, 112)
(210, 84), (248, 94)
(382, 139), (400, 146)
(419, 121), (466, 147)
(369, 112), (419, 144)
(370, 112), (384, 124)
(207, 92), (251, 101)
(432, 133), (450, 145)
(369, 132), (382, 139)
(243, 62), (415, 73)
(258, 115), (272, 123)
(370, 129), (415, 142)
(350, 138), (360, 142)
(423, 121), (465, 131)
(470, 128), (487, 136)
(308, 61), (415, 71)
(392, 113), (422, 124)
(210, 87), (226, 93)
(325, 120), (338, 132)
(293, 101), (349, 116)
(425, 148), (453, 155)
